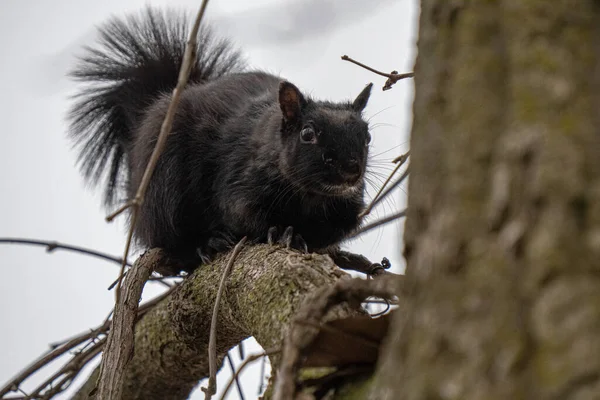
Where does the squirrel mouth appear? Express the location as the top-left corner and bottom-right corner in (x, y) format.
(313, 182), (362, 196)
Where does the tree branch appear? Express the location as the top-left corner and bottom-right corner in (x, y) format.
(0, 238), (131, 267)
(94, 252), (154, 399)
(72, 245), (352, 400)
(341, 55), (413, 90)
(274, 275), (398, 400)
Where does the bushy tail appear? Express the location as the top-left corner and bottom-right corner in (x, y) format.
(68, 7), (245, 206)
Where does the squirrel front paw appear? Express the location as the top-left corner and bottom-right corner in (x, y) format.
(267, 226), (308, 253)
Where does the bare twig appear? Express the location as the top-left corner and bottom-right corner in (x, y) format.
(226, 354), (245, 400)
(363, 298), (399, 306)
(202, 237), (248, 399)
(137, 284), (178, 312)
(238, 342), (245, 360)
(369, 297), (391, 317)
(105, 202), (130, 222)
(91, 2), (213, 398)
(218, 348), (281, 400)
(0, 283), (175, 399)
(360, 162), (403, 218)
(110, 0), (212, 299)
(258, 353), (267, 395)
(349, 209), (407, 239)
(29, 337), (107, 399)
(0, 238), (131, 267)
(360, 151), (409, 218)
(329, 250), (393, 277)
(0, 324), (108, 397)
(114, 212), (138, 299)
(341, 55), (413, 90)
(372, 166), (410, 209)
(107, 268), (172, 290)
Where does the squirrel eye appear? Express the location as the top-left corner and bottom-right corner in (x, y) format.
(300, 127), (317, 144)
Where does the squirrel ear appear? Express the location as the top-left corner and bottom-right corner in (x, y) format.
(352, 83), (373, 112)
(279, 81), (305, 121)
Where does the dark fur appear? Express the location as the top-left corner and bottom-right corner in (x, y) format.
(69, 8), (372, 271)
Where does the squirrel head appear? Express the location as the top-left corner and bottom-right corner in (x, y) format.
(278, 81), (373, 198)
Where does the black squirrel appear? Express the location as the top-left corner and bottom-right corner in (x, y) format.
(69, 8), (373, 272)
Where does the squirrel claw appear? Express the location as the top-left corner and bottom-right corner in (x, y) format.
(267, 226), (308, 253)
(267, 226), (279, 245)
(281, 226), (294, 247)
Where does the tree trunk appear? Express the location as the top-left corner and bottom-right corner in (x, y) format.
(374, 1), (600, 399)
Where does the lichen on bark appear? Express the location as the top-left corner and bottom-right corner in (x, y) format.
(72, 245), (349, 400)
(372, 1), (600, 399)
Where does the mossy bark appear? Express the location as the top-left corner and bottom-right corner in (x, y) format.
(71, 245), (347, 400)
(373, 1), (600, 399)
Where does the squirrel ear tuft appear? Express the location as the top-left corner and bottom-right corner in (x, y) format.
(279, 81), (305, 121)
(352, 83), (373, 112)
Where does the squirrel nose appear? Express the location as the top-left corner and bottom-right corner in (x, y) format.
(323, 152), (335, 165)
(342, 159), (361, 183)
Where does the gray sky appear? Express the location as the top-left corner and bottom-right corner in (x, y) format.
(0, 0), (418, 398)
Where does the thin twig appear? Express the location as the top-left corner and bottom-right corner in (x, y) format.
(0, 240), (169, 292)
(369, 297), (391, 317)
(218, 348), (281, 400)
(360, 162), (402, 218)
(28, 337), (107, 399)
(359, 151), (409, 218)
(96, 7), (212, 396)
(329, 250), (392, 277)
(372, 166), (410, 209)
(0, 284), (176, 398)
(258, 353), (266, 395)
(238, 342), (245, 360)
(111, 0), (212, 299)
(0, 238), (131, 267)
(107, 268), (172, 290)
(349, 209), (407, 239)
(341, 55), (414, 90)
(115, 212), (138, 300)
(105, 202), (130, 222)
(363, 298), (399, 306)
(226, 354), (245, 400)
(202, 237), (247, 399)
(0, 325), (107, 397)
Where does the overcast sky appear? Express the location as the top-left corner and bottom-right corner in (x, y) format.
(0, 0), (418, 398)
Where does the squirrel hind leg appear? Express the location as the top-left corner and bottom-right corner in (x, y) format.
(267, 226), (308, 253)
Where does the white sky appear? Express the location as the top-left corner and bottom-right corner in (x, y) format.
(0, 0), (418, 398)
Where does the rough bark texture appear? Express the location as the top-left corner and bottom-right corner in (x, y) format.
(96, 252), (153, 400)
(72, 245), (348, 400)
(373, 1), (600, 399)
